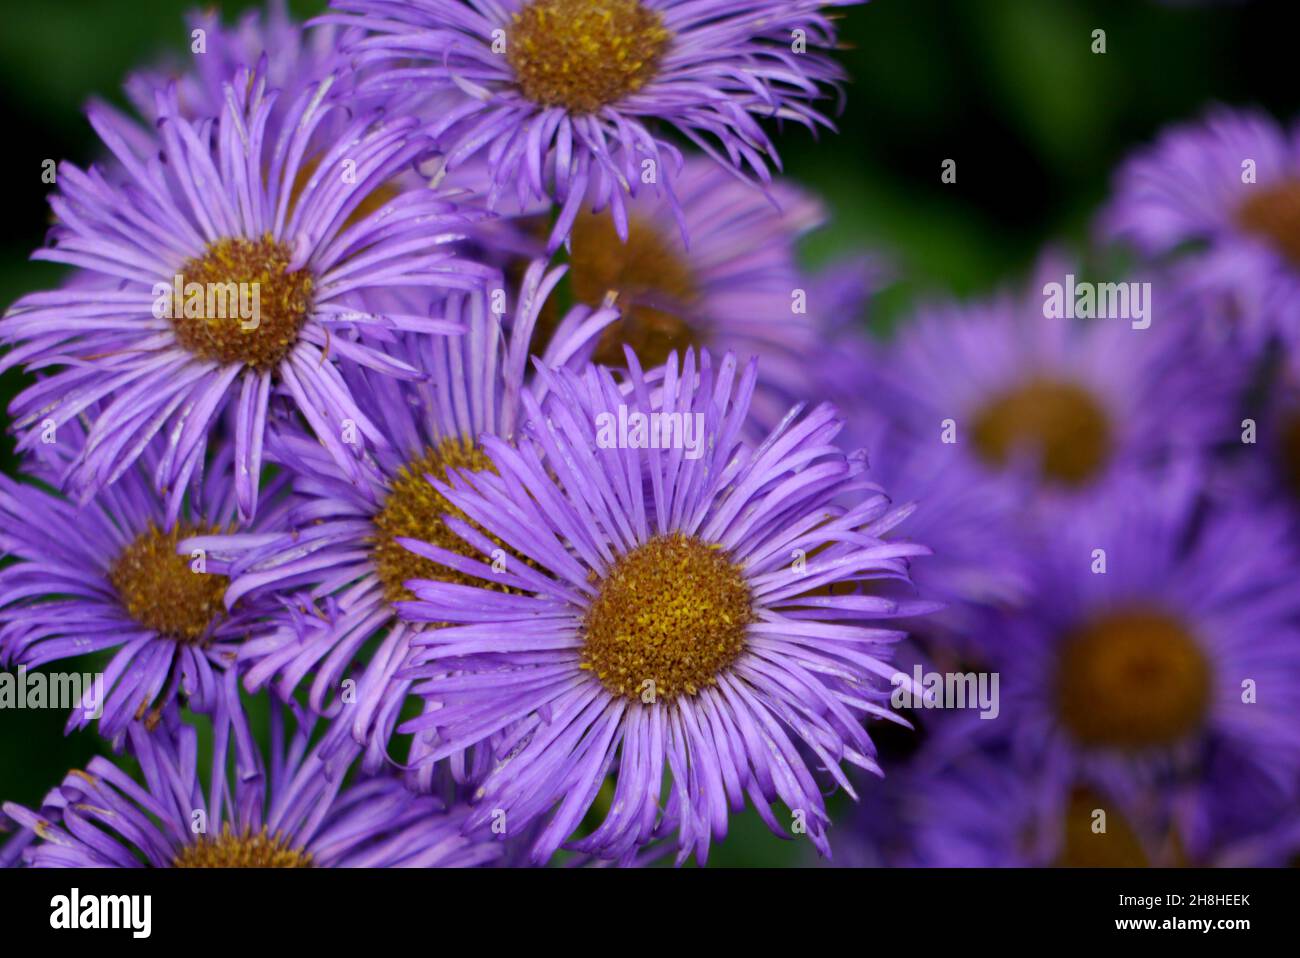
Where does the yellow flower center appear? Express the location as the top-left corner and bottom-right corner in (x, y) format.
(581, 533), (752, 702)
(1055, 607), (1211, 748)
(371, 438), (522, 603)
(971, 379), (1111, 486)
(507, 0), (672, 114)
(568, 210), (699, 368)
(170, 235), (313, 371)
(108, 522), (228, 644)
(173, 825), (312, 868)
(1237, 179), (1300, 267)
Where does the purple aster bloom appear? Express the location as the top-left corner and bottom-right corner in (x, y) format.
(868, 255), (1241, 509)
(325, 0), (860, 247)
(990, 466), (1300, 863)
(834, 712), (1206, 869)
(840, 723), (1275, 868)
(391, 348), (934, 865)
(0, 57), (492, 519)
(1, 694), (501, 868)
(526, 157), (828, 428)
(124, 1), (352, 127)
(186, 263), (617, 780)
(1213, 818), (1300, 867)
(892, 743), (1183, 868)
(1100, 105), (1300, 351)
(0, 425), (294, 739)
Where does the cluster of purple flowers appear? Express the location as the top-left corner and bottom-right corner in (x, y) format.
(829, 108), (1300, 867)
(0, 0), (926, 869)
(1, 0), (1296, 871)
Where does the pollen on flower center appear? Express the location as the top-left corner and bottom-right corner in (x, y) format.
(507, 0), (672, 114)
(971, 379), (1111, 486)
(1237, 179), (1300, 267)
(170, 235), (313, 371)
(581, 532), (752, 702)
(108, 522), (228, 644)
(173, 825), (312, 868)
(372, 437), (515, 603)
(569, 211), (700, 368)
(1055, 607), (1211, 748)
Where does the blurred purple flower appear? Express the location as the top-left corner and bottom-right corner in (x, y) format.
(869, 259), (1240, 507)
(1101, 106), (1300, 351)
(545, 157), (829, 428)
(991, 468), (1300, 855)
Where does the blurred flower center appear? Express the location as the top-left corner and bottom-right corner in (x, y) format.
(569, 211), (700, 368)
(1237, 180), (1300, 267)
(581, 532), (752, 702)
(171, 235), (313, 371)
(1055, 607), (1210, 748)
(1055, 787), (1150, 867)
(108, 522), (227, 644)
(507, 0), (671, 114)
(372, 437), (519, 603)
(971, 379), (1111, 485)
(173, 825), (312, 868)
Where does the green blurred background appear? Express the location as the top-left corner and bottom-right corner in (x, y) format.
(1, 0), (1297, 865)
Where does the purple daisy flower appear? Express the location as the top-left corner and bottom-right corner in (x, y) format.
(1, 695), (501, 868)
(990, 466), (1300, 862)
(0, 57), (491, 519)
(897, 742), (1184, 868)
(0, 425), (294, 739)
(124, 1), (352, 127)
(1100, 105), (1300, 351)
(187, 263), (617, 779)
(527, 157), (828, 428)
(391, 348), (933, 864)
(868, 256), (1240, 509)
(833, 711), (1204, 869)
(325, 0), (860, 247)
